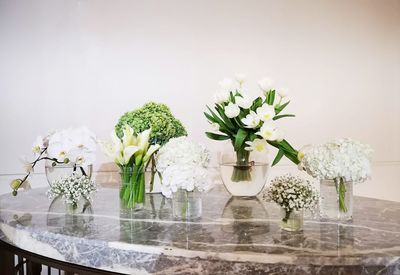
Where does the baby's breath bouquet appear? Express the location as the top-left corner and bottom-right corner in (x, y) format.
(47, 173), (96, 210)
(264, 174), (318, 231)
(205, 75), (299, 183)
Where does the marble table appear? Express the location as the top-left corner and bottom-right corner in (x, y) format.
(0, 185), (400, 275)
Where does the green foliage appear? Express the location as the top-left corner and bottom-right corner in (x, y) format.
(115, 102), (187, 145)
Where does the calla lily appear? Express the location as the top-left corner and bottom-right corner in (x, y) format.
(122, 124), (135, 147)
(143, 144), (161, 163)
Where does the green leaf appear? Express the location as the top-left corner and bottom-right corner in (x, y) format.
(215, 104), (236, 130)
(273, 114), (295, 120)
(251, 97), (263, 111)
(205, 132), (231, 141)
(204, 112), (216, 123)
(206, 106), (233, 134)
(272, 149), (284, 166)
(275, 101), (290, 115)
(234, 128), (248, 151)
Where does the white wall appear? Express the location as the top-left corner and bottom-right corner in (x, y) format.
(0, 0), (399, 200)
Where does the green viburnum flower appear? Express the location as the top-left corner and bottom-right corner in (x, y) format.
(115, 102), (187, 146)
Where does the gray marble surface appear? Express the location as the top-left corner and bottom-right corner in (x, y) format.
(0, 185), (400, 275)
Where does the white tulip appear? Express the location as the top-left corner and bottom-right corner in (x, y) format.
(234, 73), (246, 86)
(241, 111), (260, 128)
(218, 78), (235, 92)
(256, 122), (279, 141)
(245, 138), (268, 152)
(277, 87), (289, 98)
(224, 102), (240, 118)
(256, 104), (275, 122)
(297, 145), (312, 161)
(213, 91), (230, 104)
(235, 94), (253, 109)
(257, 77), (274, 92)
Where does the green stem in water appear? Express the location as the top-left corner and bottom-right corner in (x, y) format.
(231, 148), (252, 182)
(282, 210), (291, 223)
(335, 177), (348, 213)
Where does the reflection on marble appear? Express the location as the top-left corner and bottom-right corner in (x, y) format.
(1, 185), (400, 274)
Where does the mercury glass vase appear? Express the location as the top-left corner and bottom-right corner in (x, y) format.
(45, 161), (93, 186)
(171, 189), (202, 220)
(280, 209), (304, 232)
(320, 179), (353, 221)
(219, 149), (269, 197)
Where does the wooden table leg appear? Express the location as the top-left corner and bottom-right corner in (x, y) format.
(27, 260), (42, 275)
(0, 246), (14, 274)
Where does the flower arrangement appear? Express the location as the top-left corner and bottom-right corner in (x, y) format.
(156, 137), (213, 198)
(47, 173), (96, 208)
(263, 174), (319, 223)
(299, 138), (372, 213)
(205, 75), (299, 183)
(100, 125), (160, 208)
(10, 127), (97, 195)
(115, 102), (187, 146)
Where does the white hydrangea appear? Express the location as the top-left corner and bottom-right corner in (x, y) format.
(300, 138), (372, 182)
(263, 174), (319, 213)
(156, 137), (210, 172)
(156, 137), (213, 198)
(47, 173), (96, 206)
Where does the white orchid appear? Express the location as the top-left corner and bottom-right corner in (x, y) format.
(224, 102), (240, 118)
(235, 94), (253, 109)
(245, 138), (268, 152)
(241, 111), (260, 128)
(32, 136), (44, 154)
(256, 122), (280, 141)
(258, 77), (274, 92)
(256, 104), (276, 122)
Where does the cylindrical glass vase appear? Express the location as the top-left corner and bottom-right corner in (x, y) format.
(280, 209), (304, 232)
(320, 179), (353, 221)
(45, 161), (93, 186)
(172, 189), (202, 220)
(119, 165), (145, 210)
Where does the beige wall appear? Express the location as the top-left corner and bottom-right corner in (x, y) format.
(0, 0), (399, 199)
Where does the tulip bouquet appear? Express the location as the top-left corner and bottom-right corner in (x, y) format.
(100, 125), (160, 209)
(205, 75), (300, 182)
(10, 127), (97, 196)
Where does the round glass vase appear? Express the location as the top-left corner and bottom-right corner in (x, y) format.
(119, 165), (146, 210)
(45, 161), (93, 186)
(280, 209), (304, 232)
(171, 189), (202, 220)
(320, 179), (353, 221)
(219, 149), (269, 197)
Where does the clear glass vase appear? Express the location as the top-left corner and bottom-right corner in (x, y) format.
(280, 209), (304, 232)
(119, 165), (145, 210)
(45, 161), (93, 186)
(171, 189), (202, 220)
(320, 179), (353, 221)
(219, 148), (269, 197)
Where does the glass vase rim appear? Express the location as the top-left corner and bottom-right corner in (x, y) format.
(220, 161), (269, 167)
(45, 161), (92, 169)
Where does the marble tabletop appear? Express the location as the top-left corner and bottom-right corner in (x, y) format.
(0, 185), (400, 275)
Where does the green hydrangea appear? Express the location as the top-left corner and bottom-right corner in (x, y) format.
(115, 102), (187, 145)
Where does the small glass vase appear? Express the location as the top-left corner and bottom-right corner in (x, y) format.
(320, 179), (353, 221)
(119, 165), (145, 210)
(220, 148), (269, 197)
(45, 161), (93, 186)
(171, 189), (202, 220)
(280, 209), (304, 232)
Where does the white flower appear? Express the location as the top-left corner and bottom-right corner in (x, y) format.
(277, 87), (289, 98)
(32, 136), (44, 154)
(224, 102), (240, 118)
(210, 122), (220, 132)
(297, 145), (312, 161)
(234, 73), (246, 86)
(235, 94), (253, 109)
(218, 78), (235, 93)
(258, 77), (274, 92)
(256, 104), (275, 122)
(256, 122), (279, 141)
(241, 111), (260, 128)
(245, 138), (268, 152)
(213, 91), (230, 104)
